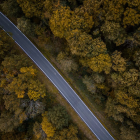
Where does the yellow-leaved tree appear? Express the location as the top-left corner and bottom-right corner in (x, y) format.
(49, 5), (94, 39)
(41, 111), (56, 138)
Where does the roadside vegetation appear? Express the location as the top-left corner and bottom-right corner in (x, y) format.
(1, 0), (140, 140)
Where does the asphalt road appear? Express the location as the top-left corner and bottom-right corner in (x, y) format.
(0, 12), (115, 140)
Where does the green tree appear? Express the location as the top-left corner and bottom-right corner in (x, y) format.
(51, 124), (79, 140)
(47, 105), (70, 130)
(0, 0), (22, 17)
(17, 17), (36, 36)
(0, 30), (13, 62)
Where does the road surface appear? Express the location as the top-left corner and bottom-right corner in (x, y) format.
(0, 12), (114, 140)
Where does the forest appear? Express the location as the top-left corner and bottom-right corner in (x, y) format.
(0, 0), (140, 140)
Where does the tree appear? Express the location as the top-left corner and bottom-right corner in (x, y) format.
(111, 69), (139, 87)
(0, 110), (27, 132)
(115, 88), (138, 109)
(49, 6), (93, 39)
(51, 124), (79, 140)
(57, 51), (78, 72)
(17, 0), (45, 18)
(100, 20), (127, 46)
(120, 125), (140, 140)
(33, 122), (47, 140)
(20, 99), (45, 118)
(66, 30), (107, 58)
(27, 79), (46, 101)
(82, 75), (96, 94)
(2, 54), (30, 75)
(0, 0), (22, 17)
(0, 30), (13, 62)
(101, 0), (127, 22)
(111, 50), (127, 73)
(123, 7), (140, 28)
(133, 49), (140, 70)
(6, 66), (46, 100)
(87, 53), (112, 74)
(17, 17), (36, 36)
(41, 111), (56, 138)
(3, 93), (20, 112)
(47, 105), (70, 130)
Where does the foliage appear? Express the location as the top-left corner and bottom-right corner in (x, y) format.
(17, 17), (36, 36)
(47, 105), (70, 130)
(33, 122), (47, 140)
(57, 51), (78, 72)
(1, 54), (30, 74)
(123, 7), (140, 28)
(100, 20), (127, 46)
(51, 124), (79, 140)
(82, 75), (96, 94)
(111, 50), (127, 72)
(17, 0), (45, 18)
(66, 30), (107, 58)
(87, 54), (112, 74)
(49, 5), (93, 39)
(0, 30), (13, 61)
(0, 0), (22, 17)
(41, 111), (56, 138)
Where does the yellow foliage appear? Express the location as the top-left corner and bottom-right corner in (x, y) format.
(17, 0), (44, 18)
(111, 50), (127, 72)
(20, 66), (37, 77)
(27, 80), (46, 101)
(87, 54), (112, 74)
(123, 7), (140, 28)
(49, 6), (94, 38)
(41, 112), (56, 138)
(115, 89), (138, 108)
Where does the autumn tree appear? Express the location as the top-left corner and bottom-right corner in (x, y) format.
(0, 110), (27, 132)
(66, 31), (107, 58)
(82, 75), (96, 94)
(49, 5), (93, 39)
(86, 53), (112, 74)
(120, 124), (140, 140)
(100, 20), (127, 46)
(57, 51), (78, 72)
(17, 0), (45, 18)
(0, 0), (22, 17)
(41, 111), (56, 138)
(2, 54), (30, 75)
(111, 50), (127, 72)
(33, 122), (47, 140)
(17, 17), (36, 36)
(0, 30), (13, 62)
(47, 105), (70, 130)
(51, 124), (79, 140)
(123, 7), (140, 28)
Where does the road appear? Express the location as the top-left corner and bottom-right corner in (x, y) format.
(0, 12), (114, 140)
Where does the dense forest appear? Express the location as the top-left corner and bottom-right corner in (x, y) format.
(0, 0), (140, 140)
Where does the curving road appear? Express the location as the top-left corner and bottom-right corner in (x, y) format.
(0, 12), (114, 140)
